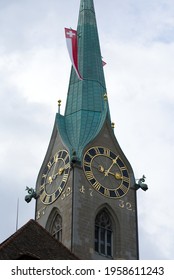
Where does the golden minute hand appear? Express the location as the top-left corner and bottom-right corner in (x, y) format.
(104, 159), (117, 176)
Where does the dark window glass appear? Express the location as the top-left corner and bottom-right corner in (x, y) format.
(50, 213), (62, 242)
(94, 210), (113, 257)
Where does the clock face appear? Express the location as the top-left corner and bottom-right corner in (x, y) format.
(83, 146), (130, 198)
(40, 150), (70, 204)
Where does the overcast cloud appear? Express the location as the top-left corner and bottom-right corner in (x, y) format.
(0, 0), (174, 260)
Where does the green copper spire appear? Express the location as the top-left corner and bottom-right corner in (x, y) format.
(57, 0), (110, 161)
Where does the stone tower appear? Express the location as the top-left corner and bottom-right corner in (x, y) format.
(35, 0), (139, 260)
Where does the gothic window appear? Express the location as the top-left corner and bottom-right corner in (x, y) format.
(50, 213), (62, 242)
(95, 210), (112, 257)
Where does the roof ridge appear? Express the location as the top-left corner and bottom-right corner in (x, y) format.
(0, 219), (79, 259)
(0, 219), (34, 249)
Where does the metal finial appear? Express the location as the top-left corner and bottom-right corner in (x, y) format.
(111, 122), (115, 129)
(103, 93), (108, 101)
(58, 100), (62, 113)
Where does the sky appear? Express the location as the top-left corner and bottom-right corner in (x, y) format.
(0, 0), (174, 260)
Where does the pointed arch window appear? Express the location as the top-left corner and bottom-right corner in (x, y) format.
(50, 213), (62, 242)
(95, 210), (112, 257)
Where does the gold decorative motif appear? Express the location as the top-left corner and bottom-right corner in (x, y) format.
(79, 185), (85, 194)
(36, 206), (47, 220)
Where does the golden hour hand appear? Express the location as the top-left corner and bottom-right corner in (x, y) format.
(48, 176), (53, 184)
(46, 166), (65, 184)
(58, 167), (65, 175)
(98, 163), (122, 180)
(108, 171), (123, 180)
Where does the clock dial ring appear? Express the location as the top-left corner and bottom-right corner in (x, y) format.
(40, 150), (70, 204)
(83, 146), (130, 198)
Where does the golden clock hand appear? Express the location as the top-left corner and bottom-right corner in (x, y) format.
(51, 157), (58, 178)
(52, 167), (65, 179)
(58, 167), (65, 175)
(44, 175), (53, 186)
(48, 176), (53, 183)
(46, 167), (65, 187)
(115, 172), (123, 180)
(104, 158), (117, 176)
(97, 164), (122, 180)
(107, 171), (123, 180)
(48, 164), (58, 184)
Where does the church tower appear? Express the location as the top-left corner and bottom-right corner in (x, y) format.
(35, 0), (139, 260)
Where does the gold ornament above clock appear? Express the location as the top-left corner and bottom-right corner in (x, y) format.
(83, 146), (130, 198)
(39, 150), (70, 204)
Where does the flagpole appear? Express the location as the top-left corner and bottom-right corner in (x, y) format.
(16, 198), (19, 231)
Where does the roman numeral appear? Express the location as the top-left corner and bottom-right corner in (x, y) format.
(103, 148), (110, 157)
(85, 171), (94, 181)
(64, 153), (69, 162)
(40, 184), (45, 191)
(123, 176), (130, 183)
(57, 186), (63, 194)
(87, 152), (93, 159)
(84, 161), (90, 167)
(115, 189), (120, 197)
(47, 161), (52, 169)
(64, 162), (70, 169)
(58, 150), (63, 158)
(93, 181), (101, 191)
(120, 166), (126, 170)
(40, 192), (46, 202)
(54, 153), (58, 162)
(44, 195), (51, 204)
(119, 184), (128, 194)
(104, 188), (110, 196)
(94, 147), (100, 154)
(62, 173), (69, 182)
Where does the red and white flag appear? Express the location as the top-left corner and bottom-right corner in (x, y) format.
(65, 28), (83, 80)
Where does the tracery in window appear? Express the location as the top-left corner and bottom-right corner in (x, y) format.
(95, 209), (112, 257)
(50, 213), (62, 242)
